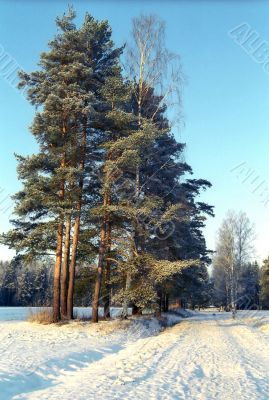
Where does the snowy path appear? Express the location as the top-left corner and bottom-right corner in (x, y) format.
(1, 312), (269, 399)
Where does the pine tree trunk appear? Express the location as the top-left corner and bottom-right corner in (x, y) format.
(52, 220), (64, 323)
(52, 145), (66, 323)
(132, 304), (142, 315)
(158, 289), (163, 315)
(164, 294), (169, 312)
(92, 194), (108, 323)
(66, 123), (86, 320)
(92, 219), (106, 323)
(103, 257), (111, 319)
(122, 271), (131, 318)
(176, 298), (182, 308)
(61, 214), (71, 319)
(161, 294), (166, 312)
(67, 214), (80, 319)
(104, 195), (111, 319)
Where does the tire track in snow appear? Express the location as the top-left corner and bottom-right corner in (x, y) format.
(215, 319), (269, 399)
(17, 322), (190, 400)
(13, 314), (269, 400)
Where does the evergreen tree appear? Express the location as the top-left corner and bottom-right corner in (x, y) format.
(260, 257), (269, 309)
(237, 261), (260, 309)
(128, 85), (213, 311)
(1, 9), (122, 321)
(91, 74), (165, 321)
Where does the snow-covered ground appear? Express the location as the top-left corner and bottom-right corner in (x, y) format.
(0, 308), (269, 399)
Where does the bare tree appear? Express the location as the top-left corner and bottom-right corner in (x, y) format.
(235, 211), (255, 267)
(213, 210), (255, 311)
(126, 14), (183, 129)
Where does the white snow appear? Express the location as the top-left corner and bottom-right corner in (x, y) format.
(0, 308), (269, 399)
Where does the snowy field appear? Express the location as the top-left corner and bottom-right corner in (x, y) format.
(0, 308), (269, 399)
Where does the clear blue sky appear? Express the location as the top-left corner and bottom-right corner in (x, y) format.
(1, 0), (269, 261)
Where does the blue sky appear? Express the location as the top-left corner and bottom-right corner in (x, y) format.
(0, 0), (269, 261)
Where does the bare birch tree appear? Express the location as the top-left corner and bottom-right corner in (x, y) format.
(126, 14), (183, 129)
(213, 210), (255, 310)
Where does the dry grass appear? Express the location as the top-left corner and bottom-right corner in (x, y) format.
(88, 318), (131, 334)
(27, 308), (54, 324)
(27, 308), (133, 332)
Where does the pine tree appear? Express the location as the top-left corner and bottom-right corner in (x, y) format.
(260, 257), (269, 309)
(122, 83), (214, 312)
(237, 261), (260, 309)
(1, 9), (123, 322)
(91, 75), (160, 322)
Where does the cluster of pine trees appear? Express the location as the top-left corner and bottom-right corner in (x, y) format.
(1, 9), (213, 322)
(0, 257), (52, 306)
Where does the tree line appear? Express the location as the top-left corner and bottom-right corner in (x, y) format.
(0, 9), (214, 322)
(0, 255), (213, 310)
